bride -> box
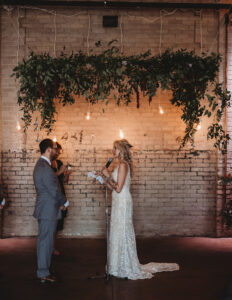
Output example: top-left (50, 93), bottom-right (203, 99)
top-left (102, 139), bottom-right (179, 280)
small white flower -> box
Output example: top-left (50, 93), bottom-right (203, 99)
top-left (122, 60), bottom-right (127, 66)
top-left (189, 63), bottom-right (192, 68)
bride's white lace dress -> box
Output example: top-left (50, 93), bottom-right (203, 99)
top-left (108, 165), bottom-right (179, 280)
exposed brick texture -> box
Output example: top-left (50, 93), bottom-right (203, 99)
top-left (2, 149), bottom-right (216, 237)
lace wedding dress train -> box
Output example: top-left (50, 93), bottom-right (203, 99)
top-left (108, 166), bottom-right (179, 280)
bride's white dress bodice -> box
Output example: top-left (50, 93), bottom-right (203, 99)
top-left (108, 164), bottom-right (179, 280)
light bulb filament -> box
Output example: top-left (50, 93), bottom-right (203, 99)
top-left (159, 105), bottom-right (164, 114)
top-left (119, 128), bottom-right (124, 139)
top-left (16, 121), bottom-right (21, 131)
top-left (86, 111), bottom-right (90, 120)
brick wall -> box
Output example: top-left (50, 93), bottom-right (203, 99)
top-left (2, 149), bottom-right (216, 237)
top-left (0, 6), bottom-right (226, 237)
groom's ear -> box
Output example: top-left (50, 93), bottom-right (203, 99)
top-left (46, 147), bottom-right (52, 154)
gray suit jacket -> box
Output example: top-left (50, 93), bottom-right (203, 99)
top-left (33, 157), bottom-right (66, 220)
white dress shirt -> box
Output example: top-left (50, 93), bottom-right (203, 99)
top-left (41, 155), bottom-right (51, 165)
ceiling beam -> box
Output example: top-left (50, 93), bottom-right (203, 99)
top-left (1, 1), bottom-right (232, 9)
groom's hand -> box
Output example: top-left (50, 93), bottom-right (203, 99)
top-left (60, 205), bottom-right (67, 211)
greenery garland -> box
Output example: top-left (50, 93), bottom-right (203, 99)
top-left (12, 41), bottom-right (231, 152)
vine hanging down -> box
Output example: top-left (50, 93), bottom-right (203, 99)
top-left (12, 42), bottom-right (231, 152)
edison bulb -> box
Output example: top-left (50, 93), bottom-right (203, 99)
top-left (159, 105), bottom-right (164, 114)
top-left (119, 128), bottom-right (124, 139)
top-left (86, 111), bottom-right (90, 120)
top-left (36, 136), bottom-right (41, 143)
top-left (53, 134), bottom-right (57, 142)
top-left (16, 121), bottom-right (21, 131)
top-left (197, 123), bottom-right (201, 130)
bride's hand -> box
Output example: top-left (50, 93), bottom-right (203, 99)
top-left (95, 171), bottom-right (102, 177)
top-left (102, 168), bottom-right (110, 178)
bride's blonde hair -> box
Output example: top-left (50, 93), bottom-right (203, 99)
top-left (113, 139), bottom-right (133, 174)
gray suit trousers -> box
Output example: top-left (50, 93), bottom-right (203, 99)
top-left (37, 219), bottom-right (58, 278)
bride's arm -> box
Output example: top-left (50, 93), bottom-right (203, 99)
top-left (114, 163), bottom-right (128, 193)
top-left (106, 180), bottom-right (115, 190)
top-left (101, 169), bottom-right (116, 190)
top-left (102, 163), bottom-right (128, 192)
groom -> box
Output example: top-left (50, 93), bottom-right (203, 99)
top-left (33, 139), bottom-right (66, 283)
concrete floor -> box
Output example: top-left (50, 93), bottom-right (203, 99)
top-left (0, 237), bottom-right (232, 300)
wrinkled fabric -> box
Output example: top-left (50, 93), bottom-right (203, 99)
top-left (108, 165), bottom-right (179, 280)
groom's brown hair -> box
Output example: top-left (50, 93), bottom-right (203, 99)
top-left (39, 139), bottom-right (54, 154)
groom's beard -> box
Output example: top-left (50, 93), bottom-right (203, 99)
top-left (50, 151), bottom-right (56, 162)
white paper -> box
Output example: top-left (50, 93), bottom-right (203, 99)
top-left (88, 171), bottom-right (104, 184)
top-left (64, 200), bottom-right (69, 208)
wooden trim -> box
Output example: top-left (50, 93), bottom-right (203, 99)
top-left (2, 0), bottom-right (232, 9)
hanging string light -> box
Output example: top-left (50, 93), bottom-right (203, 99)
top-left (197, 121), bottom-right (201, 131)
top-left (16, 121), bottom-right (21, 131)
top-left (120, 15), bottom-right (124, 54)
top-left (87, 14), bottom-right (91, 56)
top-left (34, 105), bottom-right (41, 142)
top-left (119, 128), bottom-right (124, 139)
top-left (159, 104), bottom-right (164, 114)
top-left (53, 133), bottom-right (57, 142)
top-left (85, 102), bottom-right (91, 120)
top-left (158, 88), bottom-right (164, 114)
top-left (118, 102), bottom-right (125, 139)
top-left (15, 8), bottom-right (21, 133)
top-left (86, 110), bottom-right (90, 120)
top-left (200, 9), bottom-right (203, 55)
top-left (159, 10), bottom-right (163, 56)
top-left (53, 11), bottom-right (57, 57)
